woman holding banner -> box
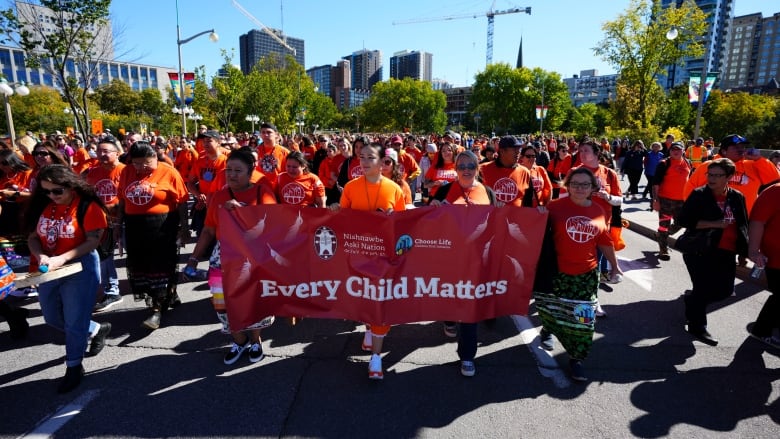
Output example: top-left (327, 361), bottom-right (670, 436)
top-left (423, 141), bottom-right (458, 200)
top-left (25, 164), bottom-right (111, 393)
top-left (429, 150), bottom-right (497, 377)
top-left (276, 151), bottom-right (326, 208)
top-left (536, 167), bottom-right (622, 382)
top-left (186, 148), bottom-right (278, 365)
top-left (336, 141), bottom-right (406, 380)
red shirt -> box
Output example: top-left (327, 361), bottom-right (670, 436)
top-left (32, 195), bottom-right (107, 269)
top-left (751, 183), bottom-right (780, 269)
top-left (548, 196), bottom-right (612, 275)
top-left (85, 163), bottom-right (126, 207)
top-left (480, 161), bottom-right (531, 206)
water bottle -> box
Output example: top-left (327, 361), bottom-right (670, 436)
top-left (183, 265), bottom-right (198, 278)
top-left (750, 265), bottom-right (764, 279)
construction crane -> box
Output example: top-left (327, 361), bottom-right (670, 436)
top-left (231, 0), bottom-right (296, 54)
top-left (392, 2), bottom-right (531, 66)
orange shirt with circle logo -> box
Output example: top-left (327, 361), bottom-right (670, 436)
top-left (189, 154), bottom-right (227, 197)
top-left (548, 196), bottom-right (611, 276)
top-left (479, 161), bottom-right (531, 206)
top-left (86, 163), bottom-right (126, 208)
top-left (118, 163), bottom-right (189, 215)
top-left (34, 195), bottom-right (107, 263)
top-left (276, 172), bottom-right (325, 206)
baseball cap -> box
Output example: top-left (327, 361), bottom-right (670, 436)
top-left (720, 134), bottom-right (749, 149)
top-left (498, 135), bottom-right (522, 149)
top-left (426, 143), bottom-right (437, 153)
top-left (201, 130), bottom-right (221, 140)
top-left (384, 148), bottom-right (398, 162)
top-left (695, 137), bottom-right (704, 144)
top-left (390, 135), bottom-right (403, 144)
top-left (260, 122), bottom-right (277, 132)
top-left (669, 141), bottom-right (685, 150)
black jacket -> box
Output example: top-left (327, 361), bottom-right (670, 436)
top-left (677, 185), bottom-right (749, 256)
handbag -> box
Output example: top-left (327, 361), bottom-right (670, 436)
top-left (674, 229), bottom-right (716, 254)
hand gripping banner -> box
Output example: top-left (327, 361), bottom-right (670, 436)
top-left (218, 205), bottom-right (547, 331)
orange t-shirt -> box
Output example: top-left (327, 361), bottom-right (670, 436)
top-left (118, 163), bottom-right (189, 215)
top-left (397, 151), bottom-right (421, 180)
top-left (400, 179), bottom-right (413, 205)
top-left (656, 158), bottom-right (691, 201)
top-left (34, 196), bottom-right (107, 260)
top-left (570, 164), bottom-right (621, 224)
top-left (189, 154), bottom-right (227, 196)
top-left (174, 148), bottom-right (199, 179)
top-left (276, 172), bottom-right (325, 206)
top-left (405, 146), bottom-right (423, 164)
top-left (256, 145), bottom-right (289, 185)
top-left (425, 163), bottom-right (457, 197)
top-left (479, 161), bottom-right (531, 206)
top-left (71, 148), bottom-right (92, 174)
top-left (318, 155), bottom-right (346, 189)
top-left (547, 154), bottom-right (573, 185)
top-left (205, 183), bottom-right (277, 237)
top-left (548, 196), bottom-right (611, 276)
top-left (345, 158), bottom-right (364, 180)
top-left (441, 182), bottom-right (492, 205)
top-left (301, 144), bottom-right (317, 163)
top-left (527, 164), bottom-right (553, 206)
top-left (85, 163), bottom-right (126, 207)
top-left (212, 168), bottom-right (267, 192)
top-left (0, 168), bottom-right (33, 191)
top-left (340, 176), bottom-right (406, 212)
top-left (750, 183), bottom-right (780, 269)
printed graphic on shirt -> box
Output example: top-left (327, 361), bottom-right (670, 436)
top-left (717, 201), bottom-right (735, 223)
top-left (38, 217), bottom-right (76, 250)
top-left (259, 154), bottom-right (279, 174)
top-left (728, 171), bottom-right (748, 187)
top-left (493, 177), bottom-right (520, 203)
top-left (350, 165), bottom-right (364, 179)
top-left (281, 182), bottom-right (307, 205)
top-left (565, 216), bottom-right (599, 243)
top-left (125, 181), bottom-right (155, 205)
top-left (531, 176), bottom-right (544, 192)
top-left (95, 178), bottom-right (118, 203)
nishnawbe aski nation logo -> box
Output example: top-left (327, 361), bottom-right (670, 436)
top-left (313, 226), bottom-right (337, 260)
top-left (395, 234), bottom-right (414, 255)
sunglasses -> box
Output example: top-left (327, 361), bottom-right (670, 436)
top-left (382, 159), bottom-right (394, 166)
top-left (33, 151), bottom-right (51, 157)
top-left (456, 163), bottom-right (477, 171)
top-left (40, 187), bottom-right (67, 196)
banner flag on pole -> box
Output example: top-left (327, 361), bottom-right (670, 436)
top-left (168, 72), bottom-right (196, 106)
top-left (688, 75), bottom-right (717, 105)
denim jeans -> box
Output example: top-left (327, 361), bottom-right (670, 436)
top-left (100, 254), bottom-right (119, 295)
top-left (38, 251), bottom-right (100, 367)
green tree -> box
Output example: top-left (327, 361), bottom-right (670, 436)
top-left (594, 0), bottom-right (707, 128)
top-left (360, 78), bottom-right (446, 133)
top-left (93, 80), bottom-right (141, 115)
top-left (7, 85), bottom-right (71, 134)
top-left (746, 103), bottom-right (780, 149)
top-left (1, 0), bottom-right (113, 136)
top-left (570, 103), bottom-right (600, 137)
top-left (656, 83), bottom-right (694, 134)
top-left (703, 90), bottom-right (777, 141)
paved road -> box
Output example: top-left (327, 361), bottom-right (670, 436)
top-left (1, 188), bottom-right (779, 438)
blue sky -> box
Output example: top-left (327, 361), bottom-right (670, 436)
top-left (112, 0), bottom-right (776, 86)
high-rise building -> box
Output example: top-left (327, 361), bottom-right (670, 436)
top-left (389, 50), bottom-right (432, 82)
top-left (343, 49), bottom-right (382, 90)
top-left (239, 28), bottom-right (305, 74)
top-left (721, 12), bottom-right (780, 92)
top-left (306, 65), bottom-right (332, 96)
top-left (662, 0), bottom-right (734, 90)
top-left (563, 70), bottom-right (618, 107)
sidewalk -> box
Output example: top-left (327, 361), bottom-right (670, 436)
top-left (617, 177), bottom-right (760, 285)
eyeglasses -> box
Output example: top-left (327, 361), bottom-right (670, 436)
top-left (33, 151), bottom-right (51, 157)
top-left (40, 187), bottom-right (67, 196)
top-left (569, 182), bottom-right (593, 189)
top-left (706, 172), bottom-right (727, 178)
top-left (382, 159), bottom-right (394, 166)
top-left (523, 154), bottom-right (537, 159)
top-left (456, 163), bottom-right (477, 171)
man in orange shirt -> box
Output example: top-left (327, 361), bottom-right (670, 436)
top-left (86, 136), bottom-right (126, 310)
top-left (187, 130), bottom-right (227, 238)
top-left (685, 137), bottom-right (710, 169)
top-left (651, 142), bottom-right (692, 260)
top-left (255, 122), bottom-right (288, 188)
top-left (479, 136), bottom-right (531, 206)
top-left (684, 135), bottom-right (780, 214)
top-left (174, 137), bottom-right (198, 178)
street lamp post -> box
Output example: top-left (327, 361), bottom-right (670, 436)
top-left (1, 79), bottom-right (30, 145)
top-left (245, 114), bottom-right (259, 133)
top-left (473, 113), bottom-right (481, 134)
top-left (188, 113), bottom-right (203, 135)
top-left (175, 0), bottom-right (217, 137)
top-left (538, 81), bottom-right (546, 134)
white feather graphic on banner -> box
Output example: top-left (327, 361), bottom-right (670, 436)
top-left (285, 211), bottom-right (303, 241)
top-left (506, 218), bottom-right (525, 242)
top-left (245, 213), bottom-right (267, 240)
top-left (505, 254), bottom-right (524, 280)
top-left (482, 238), bottom-right (492, 266)
top-left (467, 213), bottom-right (489, 242)
top-left (267, 243), bottom-right (290, 266)
top-left (236, 258), bottom-right (252, 285)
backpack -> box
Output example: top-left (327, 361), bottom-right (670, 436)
top-left (76, 198), bottom-right (114, 260)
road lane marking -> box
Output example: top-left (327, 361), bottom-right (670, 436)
top-left (511, 315), bottom-right (570, 388)
top-left (20, 389), bottom-right (100, 439)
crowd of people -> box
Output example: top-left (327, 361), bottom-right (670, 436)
top-left (1, 124), bottom-right (779, 393)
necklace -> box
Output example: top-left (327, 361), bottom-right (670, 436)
top-left (459, 182), bottom-right (477, 205)
top-left (44, 196), bottom-right (76, 251)
top-left (364, 176), bottom-right (384, 211)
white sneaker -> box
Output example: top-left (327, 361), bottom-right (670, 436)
top-left (595, 303), bottom-right (607, 317)
top-left (368, 353), bottom-right (383, 380)
top-left (362, 330), bottom-right (373, 351)
top-left (607, 273), bottom-right (623, 284)
top-left (460, 361), bottom-right (476, 377)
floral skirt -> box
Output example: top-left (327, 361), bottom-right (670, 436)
top-left (534, 269), bottom-right (599, 360)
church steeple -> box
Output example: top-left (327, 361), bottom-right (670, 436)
top-left (516, 37), bottom-right (523, 69)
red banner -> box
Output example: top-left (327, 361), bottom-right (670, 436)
top-left (219, 205), bottom-right (547, 331)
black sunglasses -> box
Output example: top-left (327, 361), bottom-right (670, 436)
top-left (456, 163), bottom-right (477, 171)
top-left (33, 151), bottom-right (51, 157)
top-left (40, 187), bottom-right (67, 196)
top-left (382, 159), bottom-right (394, 166)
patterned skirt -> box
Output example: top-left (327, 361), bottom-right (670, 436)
top-left (534, 269), bottom-right (599, 360)
top-left (125, 212), bottom-right (179, 305)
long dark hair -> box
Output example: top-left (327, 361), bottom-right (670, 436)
top-left (380, 148), bottom-right (403, 186)
top-left (24, 164), bottom-right (107, 234)
top-left (32, 141), bottom-right (69, 167)
top-left (0, 149), bottom-right (32, 173)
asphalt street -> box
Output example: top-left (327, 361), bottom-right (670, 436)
top-left (1, 180), bottom-right (779, 438)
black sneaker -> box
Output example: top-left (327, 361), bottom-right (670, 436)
top-left (540, 328), bottom-right (554, 351)
top-left (57, 364), bottom-right (84, 394)
top-left (248, 342), bottom-right (264, 363)
top-left (88, 323), bottom-right (112, 357)
top-left (224, 340), bottom-right (250, 365)
top-left (94, 294), bottom-right (123, 312)
top-left (142, 311), bottom-right (162, 330)
top-left (8, 307), bottom-right (29, 340)
top-left (570, 359), bottom-right (587, 382)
